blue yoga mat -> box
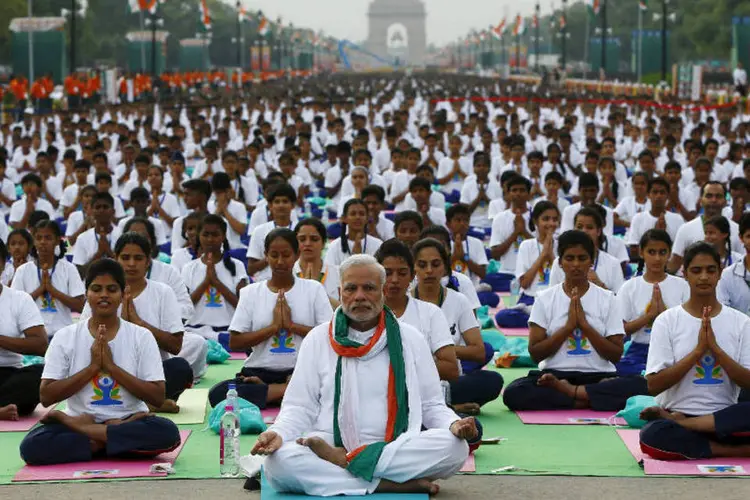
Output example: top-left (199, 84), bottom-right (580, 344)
top-left (260, 471), bottom-right (428, 500)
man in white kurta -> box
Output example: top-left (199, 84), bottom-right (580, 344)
top-left (252, 255), bottom-right (475, 497)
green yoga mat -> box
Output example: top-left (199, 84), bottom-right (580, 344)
top-left (471, 367), bottom-right (644, 477)
top-left (159, 389), bottom-right (209, 425)
top-left (0, 363), bottom-right (646, 485)
top-left (260, 471), bottom-right (428, 499)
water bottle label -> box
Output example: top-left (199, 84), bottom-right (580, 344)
top-left (219, 429), bottom-right (225, 465)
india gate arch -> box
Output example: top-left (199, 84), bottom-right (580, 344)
top-left (366, 0), bottom-right (427, 66)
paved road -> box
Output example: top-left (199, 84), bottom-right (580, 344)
top-left (2, 475), bottom-right (748, 500)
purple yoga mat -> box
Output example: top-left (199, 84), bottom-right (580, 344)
top-left (13, 430), bottom-right (191, 482)
top-left (516, 409), bottom-right (626, 426)
top-left (459, 454), bottom-right (475, 473)
top-left (617, 428), bottom-right (750, 476)
top-left (500, 327), bottom-right (530, 337)
top-left (0, 404), bottom-right (53, 432)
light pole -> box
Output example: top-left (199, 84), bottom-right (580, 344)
top-left (600, 0), bottom-right (608, 74)
top-left (531, 36), bottom-right (543, 71)
top-left (661, 0), bottom-right (668, 82)
top-left (534, 2), bottom-right (540, 72)
top-left (144, 14), bottom-right (164, 77)
top-left (561, 0), bottom-right (567, 70)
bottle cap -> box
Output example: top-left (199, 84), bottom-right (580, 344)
top-left (228, 382), bottom-right (237, 390)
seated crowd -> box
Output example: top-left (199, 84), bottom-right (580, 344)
top-left (1, 75), bottom-right (750, 493)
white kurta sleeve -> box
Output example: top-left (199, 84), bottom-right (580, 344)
top-left (268, 324), bottom-right (326, 443)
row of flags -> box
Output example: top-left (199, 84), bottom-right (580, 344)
top-left (126, 1), bottom-right (332, 45)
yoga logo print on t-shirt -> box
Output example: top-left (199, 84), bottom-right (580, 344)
top-left (693, 353), bottom-right (723, 385)
top-left (567, 328), bottom-right (591, 356)
top-left (205, 287), bottom-right (223, 308)
top-left (90, 373), bottom-right (123, 406)
top-left (643, 301), bottom-right (654, 335)
top-left (538, 266), bottom-right (550, 286)
top-left (40, 295), bottom-right (58, 313)
top-left (270, 329), bottom-right (296, 354)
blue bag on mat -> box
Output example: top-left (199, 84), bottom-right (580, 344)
top-left (477, 291), bottom-right (500, 308)
top-left (616, 395), bottom-right (659, 428)
top-left (206, 339), bottom-right (231, 364)
top-left (209, 397), bottom-right (267, 435)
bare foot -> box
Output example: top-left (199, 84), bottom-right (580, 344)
top-left (0, 404), bottom-right (19, 421)
top-left (453, 403), bottom-right (481, 416)
top-left (148, 400), bottom-right (180, 414)
top-left (241, 376), bottom-right (264, 384)
top-left (537, 373), bottom-right (577, 399)
top-left (43, 410), bottom-right (96, 427)
top-left (640, 406), bottom-right (685, 422)
top-left (297, 437), bottom-right (348, 468)
top-left (376, 479), bottom-right (440, 495)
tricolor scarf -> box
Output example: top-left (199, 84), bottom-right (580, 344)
top-left (328, 306), bottom-right (409, 481)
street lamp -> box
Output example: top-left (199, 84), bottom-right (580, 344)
top-left (231, 36), bottom-right (246, 68)
top-left (530, 36), bottom-right (544, 72)
top-left (144, 14), bottom-right (164, 76)
top-left (196, 31), bottom-right (212, 70)
top-left (653, 0), bottom-right (677, 82)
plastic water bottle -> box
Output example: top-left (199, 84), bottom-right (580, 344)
top-left (322, 204), bottom-right (330, 226)
top-left (304, 198), bottom-right (312, 219)
top-left (220, 383), bottom-right (240, 478)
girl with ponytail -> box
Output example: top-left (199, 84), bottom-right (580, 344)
top-left (324, 198), bottom-right (383, 267)
top-left (615, 229), bottom-right (689, 376)
top-left (703, 216), bottom-right (743, 268)
top-left (182, 214), bottom-right (248, 336)
top-left (11, 220), bottom-right (85, 337)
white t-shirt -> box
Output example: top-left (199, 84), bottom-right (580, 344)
top-left (247, 199), bottom-right (300, 236)
top-left (182, 257), bottom-right (247, 328)
top-left (149, 259), bottom-right (195, 321)
top-left (42, 320), bottom-right (165, 422)
top-left (529, 283), bottom-right (625, 373)
top-left (613, 196), bottom-right (650, 224)
top-left (292, 260), bottom-right (340, 301)
top-left (246, 220), bottom-right (296, 282)
top-left (9, 197), bottom-right (56, 224)
top-left (443, 272), bottom-right (481, 309)
top-left (170, 247), bottom-right (197, 274)
top-left (208, 199), bottom-right (248, 250)
top-left (11, 259), bottom-right (85, 336)
top-left (397, 296), bottom-right (454, 354)
top-left (450, 236), bottom-right (489, 287)
top-left (717, 261), bottom-right (750, 316)
top-left (460, 178), bottom-right (503, 228)
top-left (0, 178), bottom-right (17, 215)
top-left (0, 286), bottom-right (46, 368)
top-left (490, 209), bottom-right (533, 275)
top-left (437, 289), bottom-right (480, 349)
top-left (561, 202), bottom-right (615, 236)
top-left (389, 171), bottom-right (415, 211)
top-left (515, 238), bottom-right (557, 297)
top-left (604, 234), bottom-right (630, 264)
top-left (550, 250), bottom-right (625, 293)
top-left (436, 156), bottom-right (473, 195)
top-left (626, 211), bottom-right (684, 246)
top-left (149, 192), bottom-right (182, 240)
top-left (72, 226), bottom-right (122, 266)
top-left (672, 216), bottom-right (744, 258)
top-left (229, 277), bottom-right (332, 370)
top-left (81, 280), bottom-right (183, 360)
top-left (646, 306), bottom-right (750, 416)
top-left (616, 275), bottom-right (690, 344)
top-left (324, 235), bottom-right (383, 268)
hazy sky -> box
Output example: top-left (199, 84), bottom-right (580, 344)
top-left (231, 0), bottom-right (544, 46)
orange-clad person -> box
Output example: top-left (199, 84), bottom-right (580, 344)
top-left (86, 73), bottom-right (101, 104)
top-left (9, 74), bottom-right (29, 120)
top-left (64, 72), bottom-right (82, 109)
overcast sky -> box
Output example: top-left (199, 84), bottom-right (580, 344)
top-left (230, 0), bottom-right (544, 46)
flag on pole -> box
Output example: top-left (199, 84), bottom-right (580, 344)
top-left (512, 14), bottom-right (525, 36)
top-left (586, 0), bottom-right (600, 19)
top-left (128, 0), bottom-right (160, 14)
top-left (199, 0), bottom-right (211, 29)
top-left (258, 14), bottom-right (269, 36)
top-left (491, 18), bottom-right (507, 39)
top-left (639, 0), bottom-right (648, 11)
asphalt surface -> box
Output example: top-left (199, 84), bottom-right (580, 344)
top-left (2, 475), bottom-right (749, 500)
